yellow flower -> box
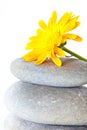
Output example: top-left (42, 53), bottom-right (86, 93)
top-left (22, 11), bottom-right (82, 66)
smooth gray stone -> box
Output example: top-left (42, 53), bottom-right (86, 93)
top-left (10, 58), bottom-right (87, 87)
top-left (5, 82), bottom-right (87, 125)
top-left (4, 114), bottom-right (87, 130)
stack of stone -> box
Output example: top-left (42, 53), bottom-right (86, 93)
top-left (4, 57), bottom-right (87, 130)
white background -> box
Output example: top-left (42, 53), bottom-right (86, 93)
top-left (0, 0), bottom-right (87, 129)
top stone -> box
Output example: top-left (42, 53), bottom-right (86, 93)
top-left (10, 58), bottom-right (87, 87)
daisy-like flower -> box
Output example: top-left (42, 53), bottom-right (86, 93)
top-left (22, 11), bottom-right (82, 66)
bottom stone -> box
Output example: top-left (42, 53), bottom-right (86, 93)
top-left (4, 115), bottom-right (87, 130)
top-left (5, 82), bottom-right (87, 125)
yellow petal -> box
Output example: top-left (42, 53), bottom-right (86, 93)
top-left (34, 53), bottom-right (47, 65)
top-left (36, 29), bottom-right (43, 35)
top-left (58, 12), bottom-right (73, 27)
top-left (73, 22), bottom-right (80, 30)
top-left (25, 42), bottom-right (32, 49)
top-left (48, 18), bottom-right (51, 27)
top-left (38, 20), bottom-right (47, 30)
top-left (74, 35), bottom-right (83, 42)
top-left (22, 52), bottom-right (36, 62)
top-left (63, 16), bottom-right (80, 32)
top-left (75, 22), bottom-right (80, 27)
top-left (48, 11), bottom-right (57, 27)
top-left (54, 47), bottom-right (65, 57)
top-left (56, 35), bottom-right (62, 46)
top-left (51, 54), bottom-right (62, 66)
top-left (22, 49), bottom-right (41, 62)
top-left (51, 11), bottom-right (57, 23)
top-left (63, 33), bottom-right (82, 42)
top-left (29, 36), bottom-right (39, 41)
top-left (61, 37), bottom-right (67, 44)
top-left (25, 42), bottom-right (36, 50)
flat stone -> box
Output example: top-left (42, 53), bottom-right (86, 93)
top-left (10, 58), bottom-right (87, 87)
top-left (5, 81), bottom-right (87, 125)
top-left (4, 114), bottom-right (87, 130)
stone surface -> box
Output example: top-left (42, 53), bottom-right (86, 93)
top-left (5, 81), bottom-right (87, 125)
top-left (10, 58), bottom-right (87, 87)
top-left (4, 114), bottom-right (87, 130)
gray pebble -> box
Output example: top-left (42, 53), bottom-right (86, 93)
top-left (10, 58), bottom-right (87, 87)
top-left (5, 82), bottom-right (87, 125)
top-left (4, 114), bottom-right (87, 130)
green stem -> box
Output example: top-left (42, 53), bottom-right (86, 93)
top-left (62, 46), bottom-right (87, 62)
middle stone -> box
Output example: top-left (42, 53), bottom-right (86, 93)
top-left (5, 82), bottom-right (87, 125)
